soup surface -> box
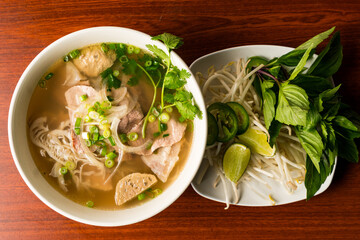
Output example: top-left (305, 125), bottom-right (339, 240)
top-left (27, 43), bottom-right (193, 209)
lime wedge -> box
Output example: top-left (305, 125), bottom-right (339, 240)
top-left (223, 143), bottom-right (251, 182)
top-left (235, 128), bottom-right (275, 157)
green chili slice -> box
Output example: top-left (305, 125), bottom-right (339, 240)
top-left (226, 102), bottom-right (249, 135)
top-left (207, 102), bottom-right (238, 142)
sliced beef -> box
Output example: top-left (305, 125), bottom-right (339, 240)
top-left (117, 103), bottom-right (144, 134)
top-left (141, 141), bottom-right (182, 182)
top-left (65, 85), bottom-right (98, 111)
top-left (115, 173), bottom-right (157, 205)
top-left (73, 45), bottom-right (116, 78)
top-left (127, 117), bottom-right (187, 155)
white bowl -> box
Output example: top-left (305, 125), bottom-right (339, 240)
top-left (8, 27), bottom-right (207, 226)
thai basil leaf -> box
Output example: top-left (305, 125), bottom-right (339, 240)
top-left (305, 156), bottom-right (322, 200)
top-left (296, 27), bottom-right (335, 50)
top-left (289, 44), bottom-right (314, 80)
top-left (338, 103), bottom-right (360, 129)
top-left (306, 103), bottom-right (321, 130)
top-left (333, 116), bottom-right (360, 139)
top-left (276, 49), bottom-right (313, 66)
top-left (291, 74), bottom-right (333, 97)
top-left (314, 85), bottom-right (341, 112)
top-left (295, 127), bottom-right (324, 172)
top-left (336, 134), bottom-right (359, 163)
top-left (305, 146), bottom-right (336, 200)
top-left (275, 83), bottom-right (310, 126)
top-left (268, 120), bottom-right (282, 147)
top-left (307, 31), bottom-right (343, 78)
top-left (262, 88), bottom-right (276, 129)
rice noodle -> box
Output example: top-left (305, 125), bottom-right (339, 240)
top-left (110, 118), bottom-right (152, 153)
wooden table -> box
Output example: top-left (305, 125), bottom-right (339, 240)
top-left (1, 0), bottom-right (360, 239)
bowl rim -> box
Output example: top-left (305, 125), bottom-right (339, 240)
top-left (8, 26), bottom-right (207, 226)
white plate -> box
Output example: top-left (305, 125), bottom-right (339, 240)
top-left (190, 45), bottom-right (336, 206)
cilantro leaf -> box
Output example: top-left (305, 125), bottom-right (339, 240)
top-left (163, 93), bottom-right (175, 104)
top-left (151, 33), bottom-right (184, 50)
top-left (164, 70), bottom-right (186, 89)
top-left (175, 101), bottom-right (201, 121)
top-left (127, 77), bottom-right (139, 86)
top-left (100, 68), bottom-right (121, 89)
top-left (174, 90), bottom-right (192, 102)
top-left (145, 44), bottom-right (170, 64)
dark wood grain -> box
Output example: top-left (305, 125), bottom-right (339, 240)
top-left (1, 0), bottom-right (360, 239)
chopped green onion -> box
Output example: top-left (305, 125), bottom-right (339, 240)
top-left (99, 123), bottom-right (110, 130)
top-left (69, 49), bottom-right (80, 59)
top-left (107, 96), bottom-right (114, 102)
top-left (100, 147), bottom-right (107, 156)
top-left (160, 123), bottom-right (168, 132)
top-left (134, 47), bottom-right (140, 54)
top-left (127, 132), bottom-right (138, 141)
top-left (89, 111), bottom-right (100, 120)
top-left (113, 70), bottom-right (120, 77)
top-left (74, 128), bottom-right (81, 135)
top-left (159, 112), bottom-right (170, 123)
top-left (80, 94), bottom-right (88, 102)
top-left (106, 152), bottom-right (117, 160)
top-left (88, 107), bottom-right (96, 113)
top-left (65, 161), bottom-right (76, 171)
top-left (137, 192), bottom-right (146, 200)
top-left (45, 73), bottom-right (53, 80)
top-left (108, 136), bottom-right (116, 146)
top-left (119, 133), bottom-right (128, 143)
top-left (127, 45), bottom-right (134, 54)
top-left (90, 126), bottom-right (99, 134)
top-left (148, 114), bottom-right (156, 123)
top-left (153, 132), bottom-right (161, 138)
top-left (94, 101), bottom-right (101, 109)
top-left (100, 100), bottom-right (112, 110)
top-left (100, 118), bottom-right (108, 125)
top-left (105, 158), bottom-right (115, 168)
top-left (38, 80), bottom-right (46, 88)
top-left (119, 55), bottom-right (128, 63)
top-left (84, 115), bottom-right (92, 122)
top-left (59, 167), bottom-right (68, 175)
top-left (145, 60), bottom-right (152, 67)
top-left (103, 129), bottom-right (111, 138)
top-left (163, 134), bottom-right (169, 138)
top-left (166, 107), bottom-right (173, 113)
top-left (99, 135), bottom-right (105, 141)
top-left (151, 107), bottom-right (160, 117)
top-left (85, 139), bottom-right (92, 147)
top-left (92, 132), bottom-right (99, 141)
top-left (101, 43), bottom-right (109, 53)
top-left (86, 200), bottom-right (94, 208)
top-left (75, 118), bottom-right (82, 128)
top-left (97, 110), bottom-right (105, 116)
top-left (63, 55), bottom-right (70, 62)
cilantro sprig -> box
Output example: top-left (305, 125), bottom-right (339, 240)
top-left (250, 27), bottom-right (360, 199)
top-left (122, 33), bottom-right (202, 138)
